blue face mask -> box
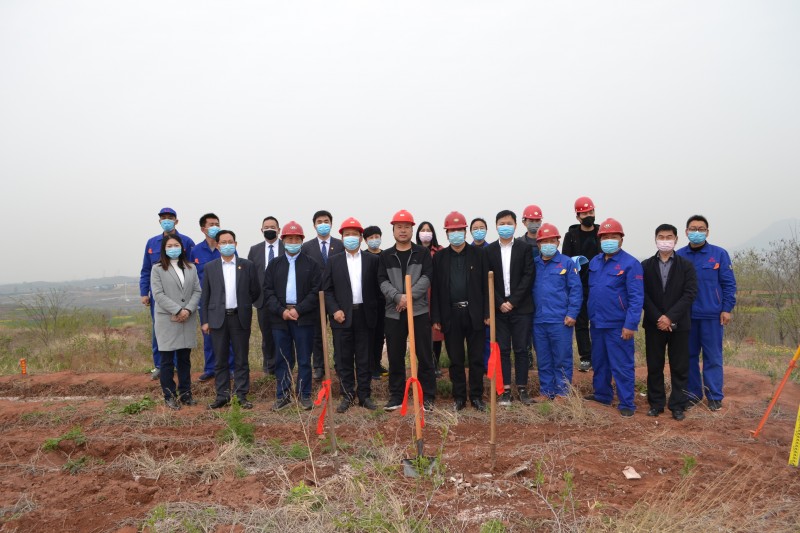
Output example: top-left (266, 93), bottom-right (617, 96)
top-left (367, 238), bottom-right (381, 250)
top-left (207, 226), bottom-right (220, 238)
top-left (497, 225), bottom-right (515, 239)
top-left (285, 243), bottom-right (302, 255)
top-left (472, 229), bottom-right (487, 241)
top-left (165, 247), bottom-right (182, 259)
top-left (540, 243), bottom-right (558, 257)
top-left (687, 231), bottom-right (707, 245)
top-left (343, 236), bottom-right (361, 251)
top-left (600, 239), bottom-right (620, 254)
top-left (448, 231), bottom-right (466, 246)
top-left (316, 223), bottom-right (331, 237)
top-left (160, 219), bottom-right (176, 232)
top-left (219, 244), bottom-right (236, 257)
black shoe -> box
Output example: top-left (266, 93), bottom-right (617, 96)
top-left (579, 360), bottom-right (592, 372)
top-left (423, 400), bottom-right (435, 412)
top-left (300, 397), bottom-right (313, 410)
top-left (379, 365), bottom-right (389, 376)
top-left (197, 372), bottom-right (214, 383)
top-left (371, 373), bottom-right (382, 381)
top-left (498, 391), bottom-right (512, 406)
top-left (180, 396), bottom-right (197, 406)
top-left (313, 368), bottom-right (324, 380)
top-left (238, 399), bottom-right (253, 410)
top-left (336, 398), bottom-right (353, 414)
top-left (454, 398), bottom-right (467, 411)
top-left (208, 398), bottom-right (229, 410)
top-left (620, 408), bottom-right (635, 418)
top-left (471, 398), bottom-right (487, 412)
top-left (435, 369), bottom-right (443, 378)
top-left (272, 397), bottom-right (291, 411)
top-left (384, 399), bottom-right (402, 411)
top-left (685, 398), bottom-right (700, 411)
top-left (708, 400), bottom-right (722, 411)
top-left (672, 410), bottom-right (686, 421)
top-left (361, 397), bottom-right (377, 410)
top-left (518, 388), bottom-right (534, 406)
top-left (164, 397), bottom-right (181, 410)
top-left (583, 394), bottom-right (611, 406)
top-left (646, 407), bottom-right (663, 417)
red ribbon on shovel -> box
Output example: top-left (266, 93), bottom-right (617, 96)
top-left (486, 342), bottom-right (504, 395)
top-left (400, 376), bottom-right (425, 428)
top-left (314, 379), bottom-right (332, 435)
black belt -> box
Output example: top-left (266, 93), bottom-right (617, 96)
top-left (225, 308), bottom-right (238, 315)
top-left (352, 304), bottom-right (362, 310)
top-left (452, 301), bottom-right (469, 309)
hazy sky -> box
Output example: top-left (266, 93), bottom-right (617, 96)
top-left (1, 1), bottom-right (798, 284)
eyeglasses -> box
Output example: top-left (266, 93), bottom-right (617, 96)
top-left (687, 227), bottom-right (708, 233)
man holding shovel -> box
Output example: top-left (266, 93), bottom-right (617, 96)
top-left (378, 209), bottom-right (436, 411)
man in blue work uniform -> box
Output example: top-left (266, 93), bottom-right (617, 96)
top-left (139, 207), bottom-right (196, 380)
top-left (676, 215), bottom-right (736, 411)
top-left (584, 218), bottom-right (643, 417)
top-left (189, 212), bottom-right (235, 382)
top-left (532, 223), bottom-right (583, 399)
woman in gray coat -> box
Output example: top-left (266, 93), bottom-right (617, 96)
top-left (151, 234), bottom-right (202, 409)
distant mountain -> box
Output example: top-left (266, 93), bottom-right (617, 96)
top-left (732, 219), bottom-right (800, 253)
top-left (0, 276), bottom-right (138, 295)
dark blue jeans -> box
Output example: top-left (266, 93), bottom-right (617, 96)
top-left (273, 323), bottom-right (315, 400)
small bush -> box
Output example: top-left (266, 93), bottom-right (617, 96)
top-left (217, 397), bottom-right (255, 445)
top-left (63, 455), bottom-right (89, 475)
top-left (121, 396), bottom-right (156, 415)
top-left (480, 519), bottom-right (507, 533)
top-left (42, 426), bottom-right (87, 451)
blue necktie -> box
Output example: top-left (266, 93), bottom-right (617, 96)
top-left (286, 258), bottom-right (297, 304)
top-left (321, 241), bottom-right (328, 265)
top-left (268, 244), bottom-right (275, 263)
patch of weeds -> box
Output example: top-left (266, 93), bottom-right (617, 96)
top-left (537, 401), bottom-right (553, 417)
top-left (287, 442), bottom-right (310, 460)
top-left (121, 395), bottom-right (156, 415)
top-left (436, 379), bottom-right (453, 398)
top-left (560, 471), bottom-right (575, 505)
top-left (634, 379), bottom-right (648, 394)
top-left (217, 397), bottom-right (255, 445)
top-left (286, 481), bottom-right (323, 510)
top-left (20, 411), bottom-right (46, 423)
top-left (321, 434), bottom-right (351, 454)
top-left (62, 455), bottom-right (89, 475)
top-left (533, 460), bottom-right (545, 487)
top-left (480, 519), bottom-right (507, 533)
top-left (144, 503), bottom-right (168, 530)
top-left (234, 465), bottom-right (248, 479)
top-left (368, 408), bottom-right (387, 420)
top-left (42, 426), bottom-right (87, 451)
top-left (681, 455), bottom-right (697, 477)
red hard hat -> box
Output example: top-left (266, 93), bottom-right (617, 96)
top-left (597, 218), bottom-right (624, 237)
top-left (391, 209), bottom-right (415, 225)
top-left (536, 223), bottom-right (561, 241)
top-left (281, 221), bottom-right (305, 239)
top-left (443, 211), bottom-right (467, 230)
top-left (339, 217), bottom-right (364, 234)
top-left (574, 196), bottom-right (595, 213)
top-left (523, 204), bottom-right (543, 220)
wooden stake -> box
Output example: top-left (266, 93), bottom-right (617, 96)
top-left (405, 274), bottom-right (424, 454)
top-left (318, 291), bottom-right (337, 454)
top-left (488, 271), bottom-right (497, 469)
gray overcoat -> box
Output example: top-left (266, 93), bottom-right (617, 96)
top-left (151, 262), bottom-right (201, 351)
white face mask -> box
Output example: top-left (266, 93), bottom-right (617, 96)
top-left (419, 231), bottom-right (433, 243)
top-left (656, 239), bottom-right (676, 253)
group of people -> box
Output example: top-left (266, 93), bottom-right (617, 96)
top-left (140, 197), bottom-right (736, 421)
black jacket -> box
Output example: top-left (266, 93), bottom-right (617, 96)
top-left (201, 257), bottom-right (261, 330)
top-left (486, 239), bottom-right (535, 314)
top-left (640, 252), bottom-right (698, 331)
top-left (322, 251), bottom-right (380, 329)
top-left (562, 223), bottom-right (601, 286)
top-left (430, 245), bottom-right (490, 332)
top-left (247, 239), bottom-right (285, 308)
top-left (263, 252), bottom-right (322, 330)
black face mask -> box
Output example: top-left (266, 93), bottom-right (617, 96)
top-left (580, 216), bottom-right (595, 228)
top-left (263, 229), bottom-right (278, 240)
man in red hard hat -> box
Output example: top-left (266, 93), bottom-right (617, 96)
top-left (322, 217), bottom-right (381, 412)
top-left (431, 211), bottom-right (490, 412)
top-left (377, 210), bottom-right (437, 411)
top-left (562, 196), bottom-right (601, 373)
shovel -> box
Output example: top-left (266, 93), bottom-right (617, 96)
top-left (400, 274), bottom-right (438, 477)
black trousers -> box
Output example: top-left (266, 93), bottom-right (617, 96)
top-left (385, 312), bottom-right (435, 403)
top-left (211, 314), bottom-right (251, 402)
top-left (332, 307), bottom-right (372, 402)
top-left (645, 328), bottom-right (689, 411)
top-left (575, 295), bottom-right (592, 361)
top-left (496, 311), bottom-right (532, 387)
top-left (312, 318), bottom-right (327, 372)
top-left (159, 348), bottom-right (191, 401)
top-left (368, 311), bottom-right (386, 375)
top-left (257, 306), bottom-right (276, 373)
top-left (444, 307), bottom-right (485, 401)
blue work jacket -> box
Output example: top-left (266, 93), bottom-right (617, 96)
top-left (587, 249), bottom-right (644, 330)
top-left (533, 252), bottom-right (583, 324)
top-left (676, 242), bottom-right (736, 319)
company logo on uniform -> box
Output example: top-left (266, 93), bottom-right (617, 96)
top-left (194, 258), bottom-right (199, 263)
top-left (148, 248), bottom-right (153, 254)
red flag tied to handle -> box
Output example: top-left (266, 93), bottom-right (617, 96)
top-left (314, 379), bottom-right (332, 435)
top-left (401, 376), bottom-right (425, 428)
top-left (486, 342), bottom-right (504, 395)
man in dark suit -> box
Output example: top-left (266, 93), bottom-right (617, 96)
top-left (431, 211), bottom-right (490, 412)
top-left (323, 217), bottom-right (380, 412)
top-left (201, 230), bottom-right (261, 410)
top-left (486, 210), bottom-right (536, 406)
top-left (301, 209), bottom-right (344, 380)
top-left (641, 223), bottom-right (698, 421)
top-left (248, 216), bottom-right (285, 375)
top-left (264, 221), bottom-right (322, 411)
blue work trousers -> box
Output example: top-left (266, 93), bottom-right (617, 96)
top-left (273, 323), bottom-right (315, 400)
top-left (533, 322), bottom-right (574, 398)
top-left (688, 318), bottom-right (725, 402)
top-left (590, 326), bottom-right (636, 412)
